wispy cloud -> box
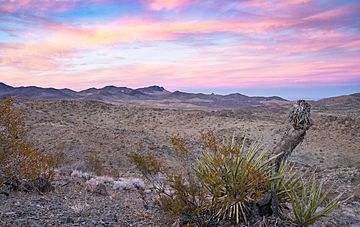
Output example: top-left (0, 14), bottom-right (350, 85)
top-left (147, 0), bottom-right (191, 10)
top-left (0, 0), bottom-right (359, 96)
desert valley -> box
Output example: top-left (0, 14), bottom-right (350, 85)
top-left (0, 83), bottom-right (359, 226)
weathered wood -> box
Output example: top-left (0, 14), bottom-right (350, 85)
top-left (273, 128), bottom-right (307, 171)
top-left (271, 190), bottom-right (279, 218)
top-left (272, 100), bottom-right (313, 172)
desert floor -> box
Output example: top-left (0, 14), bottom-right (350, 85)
top-left (1, 99), bottom-right (359, 226)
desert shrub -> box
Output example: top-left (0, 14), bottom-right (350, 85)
top-left (54, 142), bottom-right (70, 168)
top-left (85, 153), bottom-right (104, 176)
top-left (86, 153), bottom-right (122, 177)
top-left (289, 177), bottom-right (342, 226)
top-left (129, 132), bottom-right (341, 226)
top-left (0, 97), bottom-right (55, 192)
top-left (128, 152), bottom-right (162, 176)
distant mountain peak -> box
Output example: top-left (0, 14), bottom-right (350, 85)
top-left (0, 82), bottom-right (14, 90)
top-left (135, 85), bottom-right (168, 95)
top-left (103, 85), bottom-right (117, 89)
top-left (139, 85), bottom-right (165, 92)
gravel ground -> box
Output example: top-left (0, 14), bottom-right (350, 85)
top-left (1, 99), bottom-right (358, 226)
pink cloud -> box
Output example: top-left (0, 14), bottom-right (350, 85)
top-left (147, 0), bottom-right (191, 10)
top-left (2, 12), bottom-right (359, 78)
top-left (0, 16), bottom-right (297, 71)
top-left (228, 0), bottom-right (312, 12)
top-left (303, 3), bottom-right (359, 21)
top-left (0, 0), bottom-right (192, 13)
top-left (0, 0), bottom-right (76, 12)
top-left (287, 0), bottom-right (312, 4)
top-left (2, 49), bottom-right (359, 91)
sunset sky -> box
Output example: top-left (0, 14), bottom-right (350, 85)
top-left (0, 0), bottom-right (359, 99)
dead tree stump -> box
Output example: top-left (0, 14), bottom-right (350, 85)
top-left (253, 100), bottom-right (313, 218)
top-left (273, 100), bottom-right (313, 172)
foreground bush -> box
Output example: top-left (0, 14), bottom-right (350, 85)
top-left (0, 97), bottom-right (55, 192)
top-left (290, 177), bottom-right (342, 226)
top-left (129, 132), bottom-right (342, 226)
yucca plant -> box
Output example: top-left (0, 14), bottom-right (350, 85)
top-left (129, 131), bottom-right (342, 226)
top-left (195, 136), bottom-right (271, 224)
top-left (268, 161), bottom-right (301, 204)
top-left (289, 177), bottom-right (342, 226)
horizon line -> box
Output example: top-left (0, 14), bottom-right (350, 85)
top-left (1, 81), bottom-right (359, 100)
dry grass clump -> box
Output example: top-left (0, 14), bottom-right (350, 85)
top-left (85, 153), bottom-right (105, 176)
top-left (129, 132), bottom-right (342, 226)
top-left (0, 97), bottom-right (55, 192)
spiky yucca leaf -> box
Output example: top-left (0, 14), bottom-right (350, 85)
top-left (195, 139), bottom-right (270, 224)
top-left (289, 177), bottom-right (342, 226)
top-left (269, 161), bottom-right (301, 203)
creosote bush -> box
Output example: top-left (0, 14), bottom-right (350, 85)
top-left (0, 97), bottom-right (55, 192)
top-left (129, 132), bottom-right (342, 226)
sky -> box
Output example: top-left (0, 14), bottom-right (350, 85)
top-left (0, 0), bottom-right (359, 99)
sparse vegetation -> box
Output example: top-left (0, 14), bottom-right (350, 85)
top-left (85, 153), bottom-right (105, 176)
top-left (289, 177), bottom-right (342, 226)
top-left (0, 97), bottom-right (55, 192)
top-left (129, 132), bottom-right (342, 226)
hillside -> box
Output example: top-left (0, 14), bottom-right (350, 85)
top-left (0, 82), bottom-right (287, 108)
top-left (313, 93), bottom-right (360, 110)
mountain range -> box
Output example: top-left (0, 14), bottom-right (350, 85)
top-left (0, 82), bottom-right (289, 108)
top-left (1, 82), bottom-right (358, 108)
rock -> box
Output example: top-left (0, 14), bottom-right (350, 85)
top-left (113, 180), bottom-right (132, 190)
top-left (0, 193), bottom-right (8, 201)
top-left (94, 176), bottom-right (114, 184)
top-left (15, 219), bottom-right (28, 226)
top-left (95, 183), bottom-right (108, 196)
top-left (257, 192), bottom-right (272, 206)
top-left (4, 212), bottom-right (16, 217)
top-left (86, 178), bottom-right (109, 195)
top-left (0, 189), bottom-right (10, 195)
top-left (59, 215), bottom-right (73, 224)
top-left (31, 223), bottom-right (46, 227)
top-left (102, 213), bottom-right (118, 223)
top-left (49, 205), bottom-right (61, 210)
top-left (131, 178), bottom-right (145, 190)
top-left (90, 220), bottom-right (98, 226)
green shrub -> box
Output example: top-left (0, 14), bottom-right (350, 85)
top-left (195, 134), bottom-right (271, 223)
top-left (289, 177), bottom-right (342, 226)
top-left (128, 152), bottom-right (162, 176)
top-left (129, 132), bottom-right (342, 226)
top-left (0, 97), bottom-right (55, 192)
